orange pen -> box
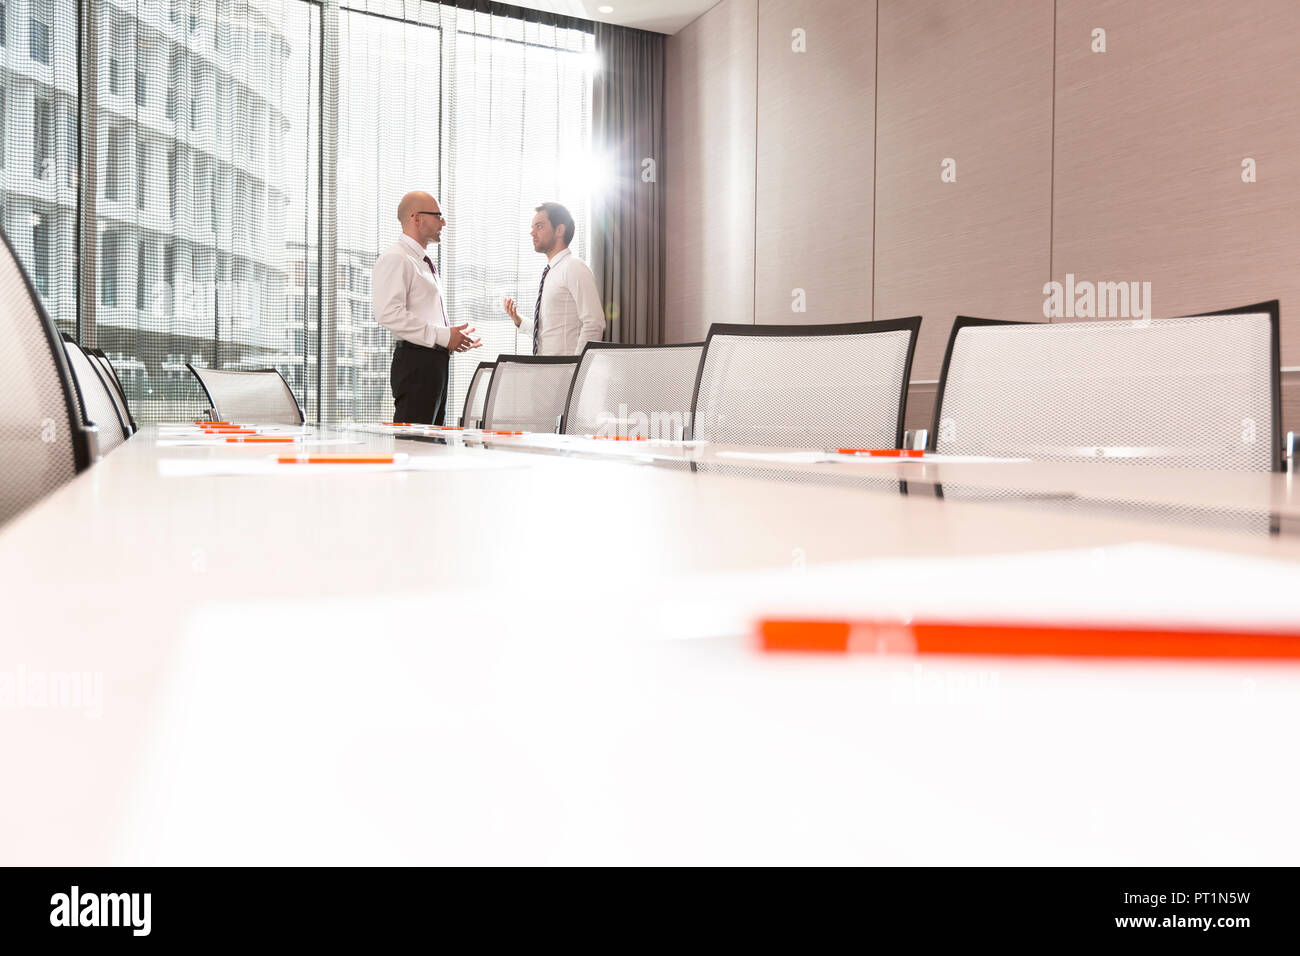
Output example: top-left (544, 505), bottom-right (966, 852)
top-left (836, 448), bottom-right (924, 457)
top-left (759, 618), bottom-right (1300, 660)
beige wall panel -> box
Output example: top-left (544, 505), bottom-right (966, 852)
top-left (1053, 0), bottom-right (1300, 366)
top-left (903, 381), bottom-right (937, 437)
top-left (1283, 371), bottom-right (1300, 448)
top-left (873, 0), bottom-right (1055, 380)
top-left (664, 0), bottom-right (759, 343)
top-left (754, 0), bottom-right (875, 325)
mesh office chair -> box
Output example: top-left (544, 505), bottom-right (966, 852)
top-left (481, 355), bottom-right (580, 432)
top-left (689, 318), bottom-right (921, 448)
top-left (562, 342), bottom-right (705, 438)
top-left (460, 361), bottom-right (496, 428)
top-left (83, 347), bottom-right (134, 437)
top-left (89, 348), bottom-right (138, 433)
top-left (186, 365), bottom-right (306, 425)
top-left (0, 229), bottom-right (94, 526)
top-left (63, 337), bottom-right (131, 455)
top-left (930, 301), bottom-right (1281, 470)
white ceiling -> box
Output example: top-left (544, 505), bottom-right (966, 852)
top-left (504, 0), bottom-right (720, 35)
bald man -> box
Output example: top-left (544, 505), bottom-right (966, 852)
top-left (372, 191), bottom-right (481, 424)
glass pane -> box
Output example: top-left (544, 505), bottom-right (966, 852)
top-left (0, 0), bottom-right (76, 334)
top-left (441, 12), bottom-right (594, 421)
top-left (90, 0), bottom-right (321, 423)
top-left (336, 8), bottom-right (442, 423)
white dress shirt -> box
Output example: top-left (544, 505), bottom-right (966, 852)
top-left (516, 246), bottom-right (605, 355)
top-left (372, 234), bottom-right (451, 350)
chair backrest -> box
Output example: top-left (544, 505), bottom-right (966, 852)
top-left (63, 338), bottom-right (130, 455)
top-left (690, 318), bottom-right (921, 448)
top-left (562, 342), bottom-right (705, 438)
top-left (481, 355), bottom-right (580, 432)
top-left (0, 229), bottom-right (93, 526)
top-left (187, 365), bottom-right (305, 425)
top-left (931, 301), bottom-right (1281, 470)
top-left (89, 348), bottom-right (137, 432)
top-left (85, 348), bottom-right (135, 436)
top-left (460, 361), bottom-right (496, 428)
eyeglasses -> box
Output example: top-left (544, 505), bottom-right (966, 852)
top-left (416, 210), bottom-right (447, 222)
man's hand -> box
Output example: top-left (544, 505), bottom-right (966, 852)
top-left (448, 323), bottom-right (482, 353)
top-left (502, 296), bottom-right (522, 327)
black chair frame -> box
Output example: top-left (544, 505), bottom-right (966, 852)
top-left (185, 363), bottom-right (306, 425)
top-left (929, 302), bottom-right (1281, 470)
top-left (7, 228), bottom-right (94, 470)
top-left (459, 359), bottom-right (497, 428)
top-left (687, 318), bottom-right (922, 448)
top-left (482, 355), bottom-right (581, 432)
top-left (89, 346), bottom-right (139, 432)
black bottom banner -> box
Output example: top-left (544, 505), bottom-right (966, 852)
top-left (0, 866), bottom-right (1295, 944)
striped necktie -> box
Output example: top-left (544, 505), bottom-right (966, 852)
top-left (532, 264), bottom-right (551, 355)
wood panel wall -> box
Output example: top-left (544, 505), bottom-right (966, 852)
top-left (665, 0), bottom-right (1300, 439)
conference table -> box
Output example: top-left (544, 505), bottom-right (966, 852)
top-left (2, 422), bottom-right (1299, 864)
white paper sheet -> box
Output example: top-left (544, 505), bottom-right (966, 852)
top-left (716, 450), bottom-right (832, 464)
top-left (649, 542), bottom-right (1300, 637)
top-left (157, 453), bottom-right (528, 477)
top-left (717, 450), bottom-right (1032, 465)
top-left (155, 438), bottom-right (362, 447)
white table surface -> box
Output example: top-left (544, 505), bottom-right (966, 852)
top-left (363, 423), bottom-right (1300, 520)
top-left (2, 424), bottom-right (1299, 864)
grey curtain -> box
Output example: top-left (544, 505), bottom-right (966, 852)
top-left (592, 23), bottom-right (665, 345)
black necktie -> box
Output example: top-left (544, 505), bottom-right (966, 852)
top-left (424, 256), bottom-right (447, 326)
top-left (532, 265), bottom-right (551, 355)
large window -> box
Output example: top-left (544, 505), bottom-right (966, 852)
top-left (91, 0), bottom-right (320, 422)
top-left (441, 12), bottom-right (594, 420)
top-left (0, 0), bottom-right (596, 423)
top-left (336, 2), bottom-right (594, 422)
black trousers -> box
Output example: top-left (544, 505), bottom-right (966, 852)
top-left (390, 340), bottom-right (451, 425)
